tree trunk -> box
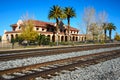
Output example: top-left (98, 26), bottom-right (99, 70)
top-left (85, 24), bottom-right (89, 41)
top-left (56, 18), bottom-right (59, 33)
top-left (67, 17), bottom-right (70, 42)
top-left (56, 18), bottom-right (59, 46)
top-left (109, 30), bottom-right (112, 40)
top-left (104, 29), bottom-right (107, 40)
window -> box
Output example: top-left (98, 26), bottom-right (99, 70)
top-left (19, 26), bottom-right (21, 29)
top-left (42, 29), bottom-right (44, 31)
top-left (6, 35), bottom-right (9, 40)
top-left (47, 28), bottom-right (49, 31)
top-left (77, 31), bottom-right (78, 34)
top-left (60, 29), bottom-right (62, 32)
top-left (36, 28), bottom-right (39, 30)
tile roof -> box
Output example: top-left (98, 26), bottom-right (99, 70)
top-left (70, 27), bottom-right (79, 31)
top-left (32, 20), bottom-right (54, 27)
top-left (11, 20), bottom-right (79, 31)
top-left (5, 31), bottom-right (21, 34)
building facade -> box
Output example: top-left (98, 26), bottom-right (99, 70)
top-left (2, 20), bottom-right (86, 43)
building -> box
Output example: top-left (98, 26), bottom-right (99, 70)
top-left (2, 20), bottom-right (86, 43)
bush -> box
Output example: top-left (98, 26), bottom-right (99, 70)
top-left (15, 36), bottom-right (24, 45)
top-left (114, 33), bottom-right (120, 41)
top-left (59, 42), bottom-right (69, 45)
top-left (49, 42), bottom-right (56, 46)
top-left (36, 35), bottom-right (50, 46)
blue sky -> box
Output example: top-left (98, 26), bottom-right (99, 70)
top-left (0, 0), bottom-right (120, 38)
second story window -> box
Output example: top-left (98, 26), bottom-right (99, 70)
top-left (36, 28), bottom-right (39, 30)
top-left (19, 26), bottom-right (21, 29)
top-left (47, 28), bottom-right (49, 31)
top-left (77, 31), bottom-right (78, 34)
top-left (60, 29), bottom-right (62, 32)
top-left (42, 29), bottom-right (44, 31)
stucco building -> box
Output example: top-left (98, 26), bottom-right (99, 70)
top-left (2, 20), bottom-right (86, 43)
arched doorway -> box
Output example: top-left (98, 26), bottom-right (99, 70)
top-left (76, 37), bottom-right (78, 41)
top-left (61, 36), bottom-right (64, 42)
top-left (11, 34), bottom-right (14, 39)
top-left (15, 34), bottom-right (18, 38)
top-left (82, 37), bottom-right (84, 41)
top-left (84, 37), bottom-right (86, 41)
top-left (65, 36), bottom-right (67, 42)
top-left (73, 36), bottom-right (75, 41)
top-left (6, 35), bottom-right (9, 41)
top-left (52, 35), bottom-right (55, 42)
top-left (58, 36), bottom-right (60, 42)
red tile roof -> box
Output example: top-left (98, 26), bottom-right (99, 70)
top-left (70, 27), bottom-right (79, 31)
top-left (11, 20), bottom-right (79, 31)
top-left (5, 31), bottom-right (22, 34)
top-left (32, 20), bottom-right (54, 27)
top-left (10, 24), bottom-right (17, 27)
top-left (37, 31), bottom-right (53, 34)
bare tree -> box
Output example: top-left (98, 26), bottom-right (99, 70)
top-left (89, 23), bottom-right (99, 40)
top-left (98, 11), bottom-right (108, 41)
top-left (98, 11), bottom-right (108, 24)
top-left (83, 7), bottom-right (96, 40)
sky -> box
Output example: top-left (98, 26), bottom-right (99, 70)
top-left (0, 0), bottom-right (120, 39)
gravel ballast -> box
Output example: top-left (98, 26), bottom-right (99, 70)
top-left (0, 47), bottom-right (120, 70)
top-left (36, 57), bottom-right (120, 80)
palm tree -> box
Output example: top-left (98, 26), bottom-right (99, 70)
top-left (60, 11), bottom-right (66, 20)
top-left (64, 7), bottom-right (76, 41)
top-left (48, 5), bottom-right (62, 45)
top-left (102, 23), bottom-right (108, 41)
top-left (48, 5), bottom-right (62, 32)
top-left (107, 23), bottom-right (116, 40)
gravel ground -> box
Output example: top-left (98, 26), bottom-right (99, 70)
top-left (36, 57), bottom-right (120, 80)
top-left (0, 47), bottom-right (120, 70)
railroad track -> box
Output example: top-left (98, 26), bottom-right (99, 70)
top-left (0, 49), bottom-right (120, 80)
top-left (0, 43), bottom-right (120, 61)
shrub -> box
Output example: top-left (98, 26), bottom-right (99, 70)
top-left (114, 33), bottom-right (120, 41)
top-left (36, 35), bottom-right (50, 46)
top-left (15, 36), bottom-right (24, 45)
top-left (49, 42), bottom-right (56, 46)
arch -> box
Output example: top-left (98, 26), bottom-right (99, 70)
top-left (11, 34), bottom-right (14, 39)
top-left (52, 35), bottom-right (55, 42)
top-left (84, 36), bottom-right (86, 41)
top-left (58, 36), bottom-right (60, 42)
top-left (76, 37), bottom-right (78, 41)
top-left (61, 36), bottom-right (64, 42)
top-left (65, 36), bottom-right (67, 42)
top-left (73, 36), bottom-right (75, 41)
top-left (47, 35), bottom-right (50, 37)
top-left (15, 34), bottom-right (18, 38)
top-left (82, 37), bottom-right (84, 41)
top-left (6, 34), bottom-right (9, 40)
